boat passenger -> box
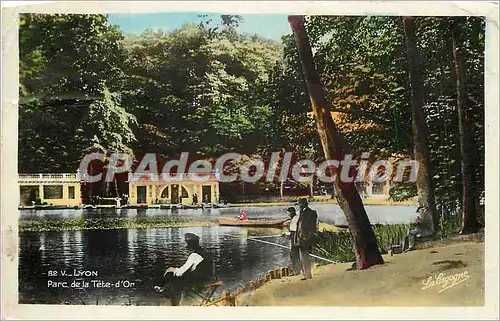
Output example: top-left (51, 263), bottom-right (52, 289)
top-left (238, 209), bottom-right (248, 220)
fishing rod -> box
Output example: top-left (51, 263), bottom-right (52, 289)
top-left (221, 233), bottom-right (338, 264)
top-left (222, 234), bottom-right (289, 249)
top-left (227, 234), bottom-right (285, 239)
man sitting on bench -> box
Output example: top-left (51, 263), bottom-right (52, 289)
top-left (402, 205), bottom-right (435, 251)
top-left (155, 233), bottom-right (214, 306)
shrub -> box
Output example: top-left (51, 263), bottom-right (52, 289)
top-left (314, 224), bottom-right (414, 263)
top-left (313, 218), bottom-right (461, 264)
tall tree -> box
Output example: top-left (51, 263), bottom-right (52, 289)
top-left (294, 15), bottom-right (485, 228)
top-left (449, 17), bottom-right (478, 234)
top-left (18, 14), bottom-right (132, 173)
top-left (288, 15), bottom-right (384, 269)
top-left (402, 17), bottom-right (437, 235)
top-left (121, 20), bottom-right (282, 158)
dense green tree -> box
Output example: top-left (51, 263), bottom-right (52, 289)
top-left (19, 14), bottom-right (135, 172)
top-left (302, 15), bottom-right (484, 229)
top-left (120, 19), bottom-right (283, 157)
top-left (402, 16), bottom-right (437, 235)
top-left (288, 15), bottom-right (384, 269)
top-left (18, 13), bottom-right (485, 230)
top-left (19, 13), bottom-right (124, 99)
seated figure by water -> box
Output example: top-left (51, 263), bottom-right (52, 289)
top-left (154, 233), bottom-right (214, 306)
top-left (402, 205), bottom-right (435, 251)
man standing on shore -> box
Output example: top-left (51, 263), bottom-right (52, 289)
top-left (294, 198), bottom-right (318, 280)
top-left (286, 207), bottom-right (302, 275)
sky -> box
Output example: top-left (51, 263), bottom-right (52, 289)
top-left (107, 12), bottom-right (292, 42)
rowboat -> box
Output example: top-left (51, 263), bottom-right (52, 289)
top-left (123, 204), bottom-right (148, 209)
top-left (18, 205), bottom-right (36, 210)
top-left (212, 203), bottom-right (232, 208)
top-left (182, 204), bottom-right (201, 209)
top-left (96, 205), bottom-right (117, 209)
top-left (218, 217), bottom-right (289, 227)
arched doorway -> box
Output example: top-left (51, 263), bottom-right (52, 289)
top-left (202, 186), bottom-right (212, 203)
top-left (170, 185), bottom-right (189, 204)
top-left (160, 186), bottom-right (169, 199)
top-left (180, 186), bottom-right (189, 204)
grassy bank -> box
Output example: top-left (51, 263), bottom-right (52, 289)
top-left (19, 217), bottom-right (216, 232)
top-left (314, 224), bottom-right (413, 263)
top-left (233, 198), bottom-right (417, 207)
top-left (314, 218), bottom-right (461, 263)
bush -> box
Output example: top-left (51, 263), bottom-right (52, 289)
top-left (314, 230), bottom-right (356, 262)
top-left (313, 224), bottom-right (414, 263)
top-left (313, 218), bottom-right (462, 264)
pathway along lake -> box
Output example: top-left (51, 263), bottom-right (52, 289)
top-left (19, 204), bottom-right (417, 305)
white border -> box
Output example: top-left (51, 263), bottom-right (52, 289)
top-left (2, 1), bottom-right (499, 320)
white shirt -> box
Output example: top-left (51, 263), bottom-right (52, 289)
top-left (289, 215), bottom-right (299, 232)
top-left (172, 253), bottom-right (204, 277)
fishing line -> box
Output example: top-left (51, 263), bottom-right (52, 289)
top-left (226, 234), bottom-right (284, 239)
top-left (221, 233), bottom-right (337, 264)
top-left (222, 234), bottom-right (290, 250)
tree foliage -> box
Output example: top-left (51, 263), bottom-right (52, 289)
top-left (18, 14), bottom-right (485, 228)
top-left (120, 20), bottom-right (282, 157)
top-left (303, 16), bottom-right (484, 226)
top-left (19, 14), bottom-right (135, 172)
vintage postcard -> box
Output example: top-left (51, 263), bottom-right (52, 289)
top-left (1, 1), bottom-right (499, 320)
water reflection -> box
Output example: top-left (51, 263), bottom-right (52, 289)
top-left (19, 204), bottom-right (417, 305)
top-left (19, 225), bottom-right (294, 305)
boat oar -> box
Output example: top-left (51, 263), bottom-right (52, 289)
top-left (221, 233), bottom-right (337, 264)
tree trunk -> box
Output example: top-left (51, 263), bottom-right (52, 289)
top-left (288, 16), bottom-right (384, 269)
top-left (449, 18), bottom-right (478, 234)
top-left (402, 17), bottom-right (437, 236)
top-left (278, 148), bottom-right (286, 199)
top-left (102, 154), bottom-right (109, 197)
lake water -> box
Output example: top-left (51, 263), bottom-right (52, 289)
top-left (18, 204), bottom-right (417, 305)
top-left (19, 203), bottom-right (418, 225)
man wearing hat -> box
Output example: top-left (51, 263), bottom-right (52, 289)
top-left (294, 198), bottom-right (318, 280)
top-left (155, 233), bottom-right (214, 305)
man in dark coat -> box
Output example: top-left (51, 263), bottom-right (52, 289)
top-left (293, 198), bottom-right (318, 280)
top-left (155, 233), bottom-right (214, 305)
